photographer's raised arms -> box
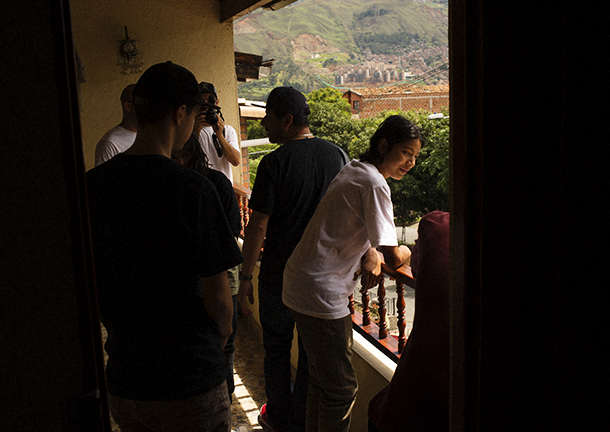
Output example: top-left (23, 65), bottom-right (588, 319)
top-left (195, 81), bottom-right (241, 184)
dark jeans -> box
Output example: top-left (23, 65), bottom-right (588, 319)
top-left (107, 382), bottom-right (230, 432)
top-left (224, 295), bottom-right (238, 402)
top-left (259, 286), bottom-right (308, 432)
top-left (291, 311), bottom-right (358, 432)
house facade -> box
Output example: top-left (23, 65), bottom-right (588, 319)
top-left (343, 85), bottom-right (450, 118)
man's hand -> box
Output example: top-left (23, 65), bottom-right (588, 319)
top-left (238, 211), bottom-right (269, 317)
top-left (354, 247), bottom-right (384, 291)
top-left (211, 115), bottom-right (225, 136)
top-left (209, 115), bottom-right (240, 166)
top-left (238, 279), bottom-right (255, 317)
top-left (201, 271), bottom-right (233, 348)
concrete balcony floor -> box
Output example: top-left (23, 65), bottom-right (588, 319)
top-left (230, 314), bottom-right (267, 431)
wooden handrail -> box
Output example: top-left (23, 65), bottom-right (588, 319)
top-left (350, 263), bottom-right (415, 359)
top-left (232, 189), bottom-right (415, 360)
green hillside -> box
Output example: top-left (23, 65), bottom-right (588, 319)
top-left (234, 0), bottom-right (448, 99)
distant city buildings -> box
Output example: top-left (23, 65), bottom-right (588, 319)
top-left (331, 44), bottom-right (449, 87)
top-left (335, 67), bottom-right (414, 85)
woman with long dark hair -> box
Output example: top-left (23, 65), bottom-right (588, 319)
top-left (282, 115), bottom-right (424, 432)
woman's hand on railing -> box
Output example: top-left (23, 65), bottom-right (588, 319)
top-left (354, 247), bottom-right (384, 290)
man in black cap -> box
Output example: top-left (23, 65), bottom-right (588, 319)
top-left (87, 62), bottom-right (243, 431)
top-left (196, 81), bottom-right (241, 184)
top-left (238, 86), bottom-right (348, 432)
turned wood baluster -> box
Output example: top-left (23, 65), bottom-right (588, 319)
top-left (377, 277), bottom-right (387, 339)
top-left (239, 195), bottom-right (246, 236)
top-left (348, 294), bottom-right (355, 315)
top-left (233, 185), bottom-right (252, 237)
top-left (360, 286), bottom-right (370, 326)
top-left (244, 198), bottom-right (251, 228)
top-left (395, 279), bottom-right (406, 353)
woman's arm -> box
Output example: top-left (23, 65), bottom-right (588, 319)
top-left (378, 245), bottom-right (411, 269)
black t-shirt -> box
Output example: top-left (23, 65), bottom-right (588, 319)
top-left (249, 137), bottom-right (347, 293)
top-left (86, 153), bottom-right (243, 400)
top-left (202, 167), bottom-right (241, 238)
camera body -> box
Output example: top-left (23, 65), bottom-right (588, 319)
top-left (205, 106), bottom-right (222, 126)
top-left (202, 94), bottom-right (223, 127)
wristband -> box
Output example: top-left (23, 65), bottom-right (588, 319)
top-left (239, 272), bottom-right (253, 281)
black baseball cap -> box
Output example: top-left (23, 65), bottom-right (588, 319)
top-left (198, 81), bottom-right (217, 98)
top-left (133, 62), bottom-right (205, 108)
top-left (266, 86), bottom-right (310, 118)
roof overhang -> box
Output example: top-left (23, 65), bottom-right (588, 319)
top-left (220, 0), bottom-right (299, 23)
top-left (235, 52), bottom-right (275, 82)
top-left (239, 98), bottom-right (266, 119)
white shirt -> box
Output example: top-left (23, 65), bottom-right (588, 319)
top-left (198, 124), bottom-right (239, 183)
top-left (94, 125), bottom-right (136, 166)
top-left (283, 160), bottom-right (398, 320)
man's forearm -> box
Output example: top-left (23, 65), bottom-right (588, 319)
top-left (201, 271), bottom-right (233, 346)
top-left (217, 134), bottom-right (241, 166)
top-left (241, 224), bottom-right (266, 277)
top-left (240, 211), bottom-right (269, 277)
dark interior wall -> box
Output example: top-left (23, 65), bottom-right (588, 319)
top-left (451, 1), bottom-right (608, 430)
top-left (0, 1), bottom-right (106, 430)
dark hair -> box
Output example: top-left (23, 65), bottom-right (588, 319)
top-left (266, 86), bottom-right (310, 118)
top-left (135, 102), bottom-right (195, 126)
top-left (120, 84), bottom-right (136, 105)
top-left (173, 134), bottom-right (210, 176)
top-left (265, 106), bottom-right (310, 129)
top-left (359, 115), bottom-right (424, 164)
top-left (132, 62), bottom-right (201, 125)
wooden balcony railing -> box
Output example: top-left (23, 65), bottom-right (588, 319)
top-left (233, 184), bottom-right (252, 238)
top-left (349, 263), bottom-right (415, 361)
top-left (234, 183), bottom-right (413, 362)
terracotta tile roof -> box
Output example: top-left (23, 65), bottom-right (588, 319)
top-left (346, 84), bottom-right (449, 98)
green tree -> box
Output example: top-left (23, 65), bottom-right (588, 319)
top-left (308, 96), bottom-right (449, 225)
top-left (245, 119), bottom-right (278, 188)
top-left (246, 119), bottom-right (266, 139)
top-left (248, 87), bottom-right (450, 223)
top-left (307, 87), bottom-right (351, 107)
top-left (385, 109), bottom-right (450, 225)
top-left (307, 88), bottom-right (354, 153)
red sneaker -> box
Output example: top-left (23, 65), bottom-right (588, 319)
top-left (258, 403), bottom-right (286, 432)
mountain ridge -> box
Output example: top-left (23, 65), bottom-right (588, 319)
top-left (234, 0), bottom-right (448, 98)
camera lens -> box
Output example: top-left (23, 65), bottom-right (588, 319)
top-left (206, 110), bottom-right (218, 126)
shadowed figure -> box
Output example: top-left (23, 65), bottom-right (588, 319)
top-left (368, 210), bottom-right (450, 432)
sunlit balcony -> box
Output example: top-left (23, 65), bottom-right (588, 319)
top-left (229, 186), bottom-right (417, 432)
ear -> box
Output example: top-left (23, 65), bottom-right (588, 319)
top-left (173, 104), bottom-right (187, 125)
top-left (282, 113), bottom-right (294, 129)
top-left (378, 138), bottom-right (389, 156)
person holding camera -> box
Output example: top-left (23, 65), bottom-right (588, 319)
top-left (87, 62), bottom-right (243, 431)
top-left (196, 81), bottom-right (241, 184)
